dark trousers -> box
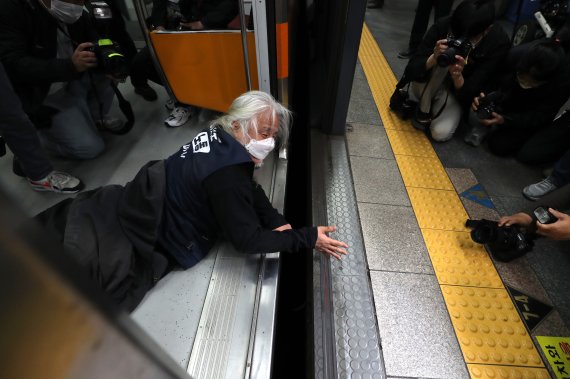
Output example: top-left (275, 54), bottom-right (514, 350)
top-left (488, 111), bottom-right (570, 164)
top-left (130, 46), bottom-right (163, 88)
top-left (408, 0), bottom-right (454, 49)
top-left (551, 149), bottom-right (570, 187)
top-left (0, 63), bottom-right (52, 180)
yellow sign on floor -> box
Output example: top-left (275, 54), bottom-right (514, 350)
top-left (537, 336), bottom-right (570, 379)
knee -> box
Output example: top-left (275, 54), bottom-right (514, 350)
top-left (68, 137), bottom-right (105, 160)
top-left (430, 124), bottom-right (455, 142)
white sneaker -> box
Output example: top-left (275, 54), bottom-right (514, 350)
top-left (164, 106), bottom-right (191, 128)
top-left (522, 177), bottom-right (558, 201)
top-left (28, 171), bottom-right (83, 193)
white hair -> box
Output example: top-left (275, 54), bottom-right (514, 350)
top-left (211, 91), bottom-right (291, 148)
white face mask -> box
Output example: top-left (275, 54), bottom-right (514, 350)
top-left (245, 137), bottom-right (275, 161)
top-left (50, 0), bottom-right (84, 24)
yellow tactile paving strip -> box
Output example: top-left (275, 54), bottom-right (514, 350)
top-left (358, 24), bottom-right (549, 378)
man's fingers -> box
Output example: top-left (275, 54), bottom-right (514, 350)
top-left (76, 42), bottom-right (93, 51)
top-left (549, 208), bottom-right (565, 218)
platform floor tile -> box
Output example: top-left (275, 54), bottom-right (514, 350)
top-left (395, 154), bottom-right (454, 190)
top-left (422, 229), bottom-right (503, 288)
top-left (358, 22), bottom-right (549, 379)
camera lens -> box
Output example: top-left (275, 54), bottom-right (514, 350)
top-left (470, 224), bottom-right (495, 244)
top-left (437, 48), bottom-right (457, 67)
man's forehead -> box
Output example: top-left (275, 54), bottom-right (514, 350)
top-left (256, 112), bottom-right (278, 130)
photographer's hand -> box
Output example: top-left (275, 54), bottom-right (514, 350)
top-left (72, 42), bottom-right (97, 72)
top-left (471, 92), bottom-right (485, 112)
top-left (536, 209), bottom-right (570, 240)
top-left (499, 212), bottom-right (533, 227)
top-left (426, 39), bottom-right (448, 70)
top-left (479, 112), bottom-right (504, 127)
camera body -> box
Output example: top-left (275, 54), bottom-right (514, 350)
top-left (89, 39), bottom-right (128, 80)
top-left (465, 219), bottom-right (536, 262)
top-left (437, 37), bottom-right (473, 67)
top-left (476, 91), bottom-right (504, 119)
top-left (87, 1), bottom-right (129, 80)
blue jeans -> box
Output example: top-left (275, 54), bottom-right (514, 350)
top-left (40, 73), bottom-right (114, 160)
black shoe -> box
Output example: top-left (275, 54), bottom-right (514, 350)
top-left (13, 157), bottom-right (25, 178)
top-left (398, 47), bottom-right (417, 59)
top-left (134, 84), bottom-right (158, 101)
top-left (367, 0), bottom-right (384, 9)
top-left (412, 110), bottom-right (431, 131)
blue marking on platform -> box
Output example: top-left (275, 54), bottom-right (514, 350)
top-left (460, 184), bottom-right (494, 209)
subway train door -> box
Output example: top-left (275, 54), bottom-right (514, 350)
top-left (131, 0), bottom-right (287, 112)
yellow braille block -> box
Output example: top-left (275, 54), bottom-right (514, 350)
top-left (385, 129), bottom-right (437, 158)
top-left (359, 26), bottom-right (416, 132)
top-left (442, 286), bottom-right (544, 367)
top-left (422, 230), bottom-right (503, 288)
top-left (395, 155), bottom-right (454, 190)
top-left (468, 364), bottom-right (550, 379)
top-left (407, 187), bottom-right (469, 231)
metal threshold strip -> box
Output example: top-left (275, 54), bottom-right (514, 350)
top-left (132, 153), bottom-right (286, 379)
top-left (311, 130), bottom-right (386, 378)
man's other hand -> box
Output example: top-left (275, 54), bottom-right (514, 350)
top-left (536, 209), bottom-right (570, 240)
top-left (72, 42), bottom-right (97, 72)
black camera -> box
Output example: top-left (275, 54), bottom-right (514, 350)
top-left (89, 39), bottom-right (128, 80)
top-left (465, 219), bottom-right (536, 262)
top-left (476, 91), bottom-right (504, 120)
top-left (87, 1), bottom-right (129, 80)
top-left (437, 37), bottom-right (473, 67)
top-left (390, 87), bottom-right (418, 120)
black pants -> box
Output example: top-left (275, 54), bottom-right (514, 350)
top-left (551, 149), bottom-right (570, 187)
top-left (408, 0), bottom-right (454, 49)
top-left (0, 63), bottom-right (52, 180)
top-left (488, 111), bottom-right (570, 164)
top-left (130, 46), bottom-right (163, 88)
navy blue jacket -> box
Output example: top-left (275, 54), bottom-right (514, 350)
top-left (158, 126), bottom-right (318, 268)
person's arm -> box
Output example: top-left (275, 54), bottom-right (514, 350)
top-left (500, 183), bottom-right (570, 228)
top-left (455, 27), bottom-right (511, 106)
top-left (0, 1), bottom-right (81, 84)
top-left (204, 164), bottom-right (318, 253)
top-left (251, 181), bottom-right (289, 229)
top-left (200, 0), bottom-right (239, 29)
top-left (405, 22), bottom-right (443, 82)
top-left (150, 0), bottom-right (169, 28)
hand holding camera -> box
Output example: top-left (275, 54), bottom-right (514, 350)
top-left (535, 208), bottom-right (570, 240)
top-left (72, 42), bottom-right (97, 73)
top-left (471, 92), bottom-right (505, 126)
top-left (436, 37), bottom-right (473, 67)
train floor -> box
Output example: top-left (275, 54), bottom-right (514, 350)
top-left (351, 1), bottom-right (570, 378)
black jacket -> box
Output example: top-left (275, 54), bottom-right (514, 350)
top-left (492, 66), bottom-right (570, 131)
top-left (0, 0), bottom-right (96, 115)
top-left (405, 17), bottom-right (511, 108)
top-left (152, 0), bottom-right (238, 29)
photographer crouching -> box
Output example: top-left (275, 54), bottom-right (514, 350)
top-left (465, 40), bottom-right (570, 152)
top-left (392, 0), bottom-right (510, 141)
top-left (0, 0), bottom-right (128, 161)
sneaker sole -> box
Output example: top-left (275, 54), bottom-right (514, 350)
top-left (521, 190), bottom-right (539, 201)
